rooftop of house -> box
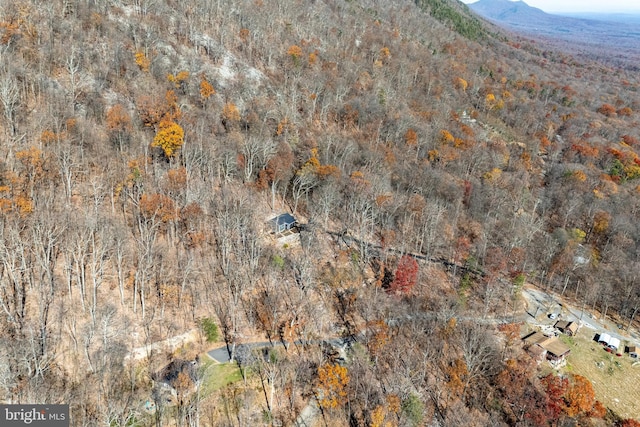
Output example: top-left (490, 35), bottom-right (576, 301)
top-left (273, 213), bottom-right (295, 226)
top-left (527, 343), bottom-right (547, 358)
top-left (153, 358), bottom-right (199, 388)
top-left (268, 213), bottom-right (297, 233)
top-left (522, 330), bottom-right (570, 357)
top-left (555, 320), bottom-right (578, 332)
top-left (522, 331), bottom-right (553, 347)
top-left (543, 339), bottom-right (571, 357)
top-left (554, 320), bottom-right (571, 329)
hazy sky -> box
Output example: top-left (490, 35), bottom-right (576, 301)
top-left (462, 0), bottom-right (640, 13)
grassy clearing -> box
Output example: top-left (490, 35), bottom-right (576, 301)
top-left (200, 358), bottom-right (243, 396)
top-left (560, 328), bottom-right (640, 420)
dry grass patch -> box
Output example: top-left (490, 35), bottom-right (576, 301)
top-left (559, 328), bottom-right (640, 420)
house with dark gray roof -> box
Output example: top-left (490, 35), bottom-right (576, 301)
top-left (269, 213), bottom-right (296, 234)
top-left (152, 358), bottom-right (200, 396)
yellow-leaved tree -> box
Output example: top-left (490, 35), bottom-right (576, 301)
top-left (316, 363), bottom-right (349, 410)
top-left (199, 75), bottom-right (215, 106)
top-left (167, 70), bottom-right (190, 94)
top-left (152, 119), bottom-right (184, 158)
top-left (287, 45), bottom-right (303, 65)
top-left (134, 50), bottom-right (150, 72)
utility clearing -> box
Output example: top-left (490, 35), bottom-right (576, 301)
top-left (560, 328), bottom-right (640, 419)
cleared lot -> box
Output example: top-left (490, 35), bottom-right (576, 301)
top-left (560, 328), bottom-right (640, 420)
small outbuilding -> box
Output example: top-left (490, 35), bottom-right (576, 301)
top-left (554, 320), bottom-right (578, 336)
top-left (629, 345), bottom-right (638, 358)
top-left (269, 213), bottom-right (297, 234)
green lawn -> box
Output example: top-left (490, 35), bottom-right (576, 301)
top-left (200, 358), bottom-right (243, 396)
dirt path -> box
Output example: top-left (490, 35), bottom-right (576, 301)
top-left (208, 338), bottom-right (347, 363)
top-left (124, 329), bottom-right (198, 363)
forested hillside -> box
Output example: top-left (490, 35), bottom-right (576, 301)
top-left (1, 0), bottom-right (639, 426)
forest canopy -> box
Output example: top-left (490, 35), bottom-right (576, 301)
top-left (0, 0), bottom-right (638, 425)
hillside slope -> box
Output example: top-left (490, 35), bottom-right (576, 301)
top-left (0, 0), bottom-right (639, 425)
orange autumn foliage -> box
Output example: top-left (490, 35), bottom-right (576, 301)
top-left (446, 358), bottom-right (468, 396)
top-left (405, 128), bottom-right (418, 146)
top-left (564, 375), bottom-right (599, 418)
top-left (167, 70), bottom-right (189, 88)
top-left (366, 320), bottom-right (390, 358)
top-left (106, 104), bottom-right (133, 133)
top-left (137, 91), bottom-right (181, 128)
top-left (316, 164), bottom-right (339, 179)
top-left (14, 195), bottom-right (34, 216)
top-left (597, 103), bottom-right (616, 117)
top-left (570, 143), bottom-right (599, 158)
top-left (222, 102), bottom-right (241, 123)
top-left (317, 363), bottom-right (349, 410)
top-left (199, 75), bottom-right (215, 101)
top-left (298, 148), bottom-right (339, 180)
top-left (455, 77), bottom-right (468, 92)
top-left (16, 147), bottom-right (46, 184)
top-left (440, 129), bottom-right (455, 144)
top-left (139, 193), bottom-right (177, 223)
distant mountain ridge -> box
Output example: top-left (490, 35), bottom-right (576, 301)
top-left (468, 0), bottom-right (594, 28)
top-left (468, 0), bottom-right (640, 69)
top-left (468, 0), bottom-right (549, 23)
top-left (468, 0), bottom-right (640, 31)
top-left (561, 12), bottom-right (640, 25)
